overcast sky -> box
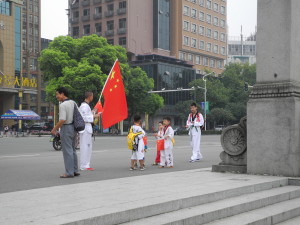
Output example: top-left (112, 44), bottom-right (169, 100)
top-left (41, 0), bottom-right (257, 40)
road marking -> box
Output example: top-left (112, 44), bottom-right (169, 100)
top-left (0, 154), bottom-right (40, 159)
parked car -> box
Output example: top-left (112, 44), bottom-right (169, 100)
top-left (214, 125), bottom-right (226, 131)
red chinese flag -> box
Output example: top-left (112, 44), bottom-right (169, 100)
top-left (94, 101), bottom-right (103, 114)
top-left (102, 60), bottom-right (128, 129)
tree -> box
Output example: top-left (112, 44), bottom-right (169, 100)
top-left (207, 108), bottom-right (235, 126)
top-left (39, 35), bottom-right (163, 117)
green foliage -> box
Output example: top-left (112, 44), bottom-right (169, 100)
top-left (39, 35), bottom-right (163, 116)
top-left (176, 63), bottom-right (256, 128)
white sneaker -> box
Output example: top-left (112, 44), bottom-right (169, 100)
top-left (140, 167), bottom-right (145, 171)
top-left (189, 159), bottom-right (196, 163)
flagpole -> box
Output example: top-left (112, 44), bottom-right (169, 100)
top-left (98, 59), bottom-right (119, 102)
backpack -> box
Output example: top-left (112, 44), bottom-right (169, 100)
top-left (73, 101), bottom-right (85, 132)
top-left (127, 126), bottom-right (142, 150)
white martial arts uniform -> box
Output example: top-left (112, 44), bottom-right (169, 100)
top-left (79, 102), bottom-right (94, 170)
top-left (130, 125), bottom-right (145, 161)
top-left (160, 126), bottom-right (174, 167)
top-left (186, 112), bottom-right (204, 161)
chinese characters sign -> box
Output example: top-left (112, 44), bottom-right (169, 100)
top-left (0, 74), bottom-right (38, 88)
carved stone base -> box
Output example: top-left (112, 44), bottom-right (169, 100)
top-left (212, 165), bottom-right (247, 174)
top-left (219, 151), bottom-right (247, 166)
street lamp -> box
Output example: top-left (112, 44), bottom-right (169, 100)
top-left (202, 72), bottom-right (215, 130)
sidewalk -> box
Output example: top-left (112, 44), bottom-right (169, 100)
top-left (0, 168), bottom-right (291, 225)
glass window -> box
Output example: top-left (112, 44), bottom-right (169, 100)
top-left (221, 46), bottom-right (226, 55)
top-left (191, 23), bottom-right (197, 33)
top-left (199, 26), bottom-right (205, 35)
top-left (191, 9), bottom-right (197, 18)
top-left (213, 3), bottom-right (219, 12)
top-left (107, 39), bottom-right (114, 45)
top-left (119, 37), bottom-right (126, 46)
top-left (220, 19), bottom-right (225, 28)
top-left (199, 11), bottom-right (204, 21)
top-left (221, 6), bottom-right (226, 14)
top-left (73, 11), bottom-right (79, 18)
top-left (83, 24), bottom-right (90, 35)
top-left (195, 55), bottom-right (201, 65)
top-left (119, 18), bottom-right (126, 28)
top-left (183, 6), bottom-right (189, 16)
top-left (214, 45), bottom-right (219, 54)
top-left (95, 23), bottom-right (102, 32)
top-left (72, 26), bottom-right (79, 36)
top-left (220, 33), bottom-right (226, 42)
top-left (214, 30), bottom-right (218, 40)
top-left (206, 0), bottom-right (212, 9)
top-left (203, 57), bottom-right (208, 66)
top-left (183, 21), bottom-right (189, 31)
top-left (199, 0), bottom-right (204, 7)
top-left (95, 6), bottom-right (102, 14)
top-left (214, 17), bottom-right (219, 26)
top-left (206, 14), bottom-right (211, 24)
top-left (179, 51), bottom-right (185, 60)
top-left (107, 20), bottom-right (114, 30)
top-left (206, 43), bottom-right (211, 52)
top-left (199, 40), bottom-right (205, 50)
top-left (183, 36), bottom-right (189, 46)
top-left (210, 59), bottom-right (215, 68)
top-left (206, 28), bottom-right (211, 37)
top-left (83, 8), bottom-right (90, 16)
top-left (119, 1), bottom-right (126, 9)
top-left (107, 4), bottom-right (114, 11)
top-left (188, 54), bottom-right (193, 62)
top-left (218, 60), bottom-right (223, 69)
top-left (191, 38), bottom-right (197, 48)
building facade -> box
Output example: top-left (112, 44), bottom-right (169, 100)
top-left (68, 0), bottom-right (227, 74)
top-left (227, 34), bottom-right (256, 65)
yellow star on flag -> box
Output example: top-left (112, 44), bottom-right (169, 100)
top-left (110, 71), bottom-right (115, 80)
top-left (110, 88), bottom-right (113, 92)
top-left (114, 85), bottom-right (118, 88)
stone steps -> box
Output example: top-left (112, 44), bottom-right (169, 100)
top-left (120, 186), bottom-right (300, 225)
top-left (277, 216), bottom-right (300, 225)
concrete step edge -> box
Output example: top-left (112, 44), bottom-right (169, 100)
top-left (276, 215), bottom-right (300, 225)
top-left (205, 197), bottom-right (300, 225)
top-left (119, 186), bottom-right (300, 225)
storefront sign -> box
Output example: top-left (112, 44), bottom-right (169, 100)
top-left (0, 74), bottom-right (38, 88)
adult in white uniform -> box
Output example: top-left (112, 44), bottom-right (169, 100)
top-left (79, 92), bottom-right (100, 171)
top-left (186, 102), bottom-right (204, 162)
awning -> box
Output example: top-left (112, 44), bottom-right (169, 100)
top-left (0, 109), bottom-right (40, 120)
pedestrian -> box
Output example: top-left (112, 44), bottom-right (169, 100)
top-left (4, 125), bottom-right (8, 137)
top-left (159, 117), bottom-right (174, 168)
top-left (152, 121), bottom-right (164, 166)
top-left (186, 102), bottom-right (204, 162)
top-left (51, 87), bottom-right (80, 178)
top-left (79, 91), bottom-right (100, 171)
top-left (130, 115), bottom-right (146, 171)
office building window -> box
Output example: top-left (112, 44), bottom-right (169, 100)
top-left (83, 8), bottom-right (90, 16)
top-left (190, 0), bottom-right (197, 3)
top-left (221, 46), bottom-right (226, 55)
top-left (95, 23), bottom-right (102, 32)
top-left (210, 59), bottom-right (215, 68)
top-left (107, 39), bottom-right (114, 45)
top-left (206, 43), bottom-right (211, 52)
top-left (220, 19), bottom-right (225, 28)
top-left (206, 14), bottom-right (211, 24)
top-left (195, 55), bottom-right (201, 65)
top-left (206, 0), bottom-right (212, 9)
top-left (214, 45), bottom-right (219, 54)
top-left (73, 27), bottom-right (79, 36)
top-left (179, 51), bottom-right (186, 60)
top-left (188, 54), bottom-right (193, 62)
top-left (183, 21), bottom-right (189, 31)
top-left (199, 11), bottom-right (204, 21)
top-left (191, 23), bottom-right (197, 33)
top-left (73, 11), bottom-right (79, 18)
top-left (220, 33), bottom-right (226, 42)
top-left (183, 36), bottom-right (189, 46)
top-left (119, 1), bottom-right (126, 9)
top-left (191, 38), bottom-right (197, 48)
top-left (199, 0), bottom-right (204, 7)
top-left (119, 37), bottom-right (126, 46)
top-left (199, 40), bottom-right (205, 50)
top-left (206, 28), bottom-right (211, 37)
top-left (203, 57), bottom-right (208, 66)
top-left (191, 8), bottom-right (197, 18)
top-left (119, 18), bottom-right (126, 28)
top-left (107, 20), bottom-right (114, 30)
top-left (218, 60), bottom-right (223, 69)
top-left (183, 5), bottom-right (190, 16)
top-left (221, 6), bottom-right (226, 15)
top-left (213, 3), bottom-right (219, 12)
top-left (214, 30), bottom-right (219, 40)
top-left (83, 24), bottom-right (90, 35)
top-left (199, 26), bottom-right (205, 35)
top-left (107, 4), bottom-right (114, 11)
top-left (214, 17), bottom-right (219, 26)
top-left (95, 6), bottom-right (102, 14)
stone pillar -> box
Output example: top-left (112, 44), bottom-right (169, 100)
top-left (247, 0), bottom-right (300, 176)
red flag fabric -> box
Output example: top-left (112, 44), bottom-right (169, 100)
top-left (94, 101), bottom-right (103, 114)
top-left (102, 60), bottom-right (128, 129)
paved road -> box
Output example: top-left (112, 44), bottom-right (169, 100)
top-left (0, 134), bottom-right (222, 194)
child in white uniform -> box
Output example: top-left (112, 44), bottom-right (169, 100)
top-left (160, 117), bottom-right (174, 168)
